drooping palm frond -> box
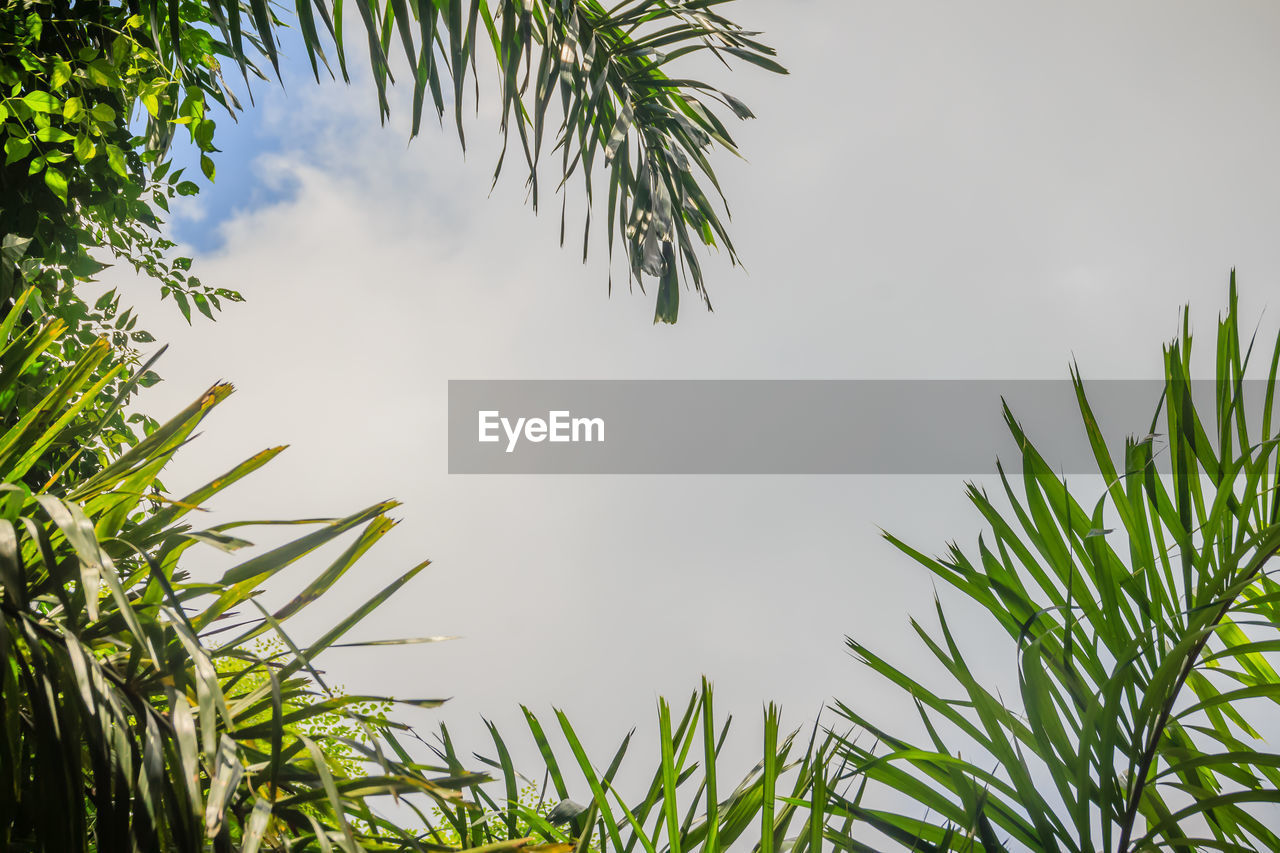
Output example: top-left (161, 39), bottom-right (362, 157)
top-left (830, 274), bottom-right (1280, 852)
top-left (134, 0), bottom-right (785, 322)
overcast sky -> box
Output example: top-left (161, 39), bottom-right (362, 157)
top-left (107, 0), bottom-right (1280, 802)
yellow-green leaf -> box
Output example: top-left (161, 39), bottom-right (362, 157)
top-left (51, 59), bottom-right (73, 90)
top-left (105, 144), bottom-right (126, 177)
top-left (34, 126), bottom-right (73, 144)
top-left (22, 91), bottom-right (58, 112)
top-left (73, 135), bottom-right (95, 162)
top-left (4, 137), bottom-right (31, 166)
top-left (44, 166), bottom-right (68, 203)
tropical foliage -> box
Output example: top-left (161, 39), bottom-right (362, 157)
top-left (2, 0), bottom-right (783, 325)
top-left (0, 288), bottom-right (465, 850)
top-left (0, 286), bottom-right (819, 850)
top-left (0, 0), bottom-right (812, 849)
top-left (830, 278), bottom-right (1280, 852)
top-left (13, 0), bottom-right (1280, 849)
top-left (1, 0), bottom-right (231, 335)
top-left (439, 686), bottom-right (831, 853)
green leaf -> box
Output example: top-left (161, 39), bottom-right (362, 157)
top-left (73, 135), bottom-right (95, 162)
top-left (85, 59), bottom-right (119, 87)
top-left (43, 166), bottom-right (68, 203)
top-left (68, 253), bottom-right (108, 277)
top-left (659, 698), bottom-right (682, 853)
top-left (34, 126), bottom-right (73, 144)
top-left (24, 10), bottom-right (41, 42)
top-left (4, 136), bottom-right (31, 165)
top-left (22, 91), bottom-right (58, 112)
top-left (105, 144), bottom-right (126, 177)
top-left (51, 59), bottom-right (73, 90)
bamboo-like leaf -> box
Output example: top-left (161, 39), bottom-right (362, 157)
top-left (279, 558), bottom-right (431, 679)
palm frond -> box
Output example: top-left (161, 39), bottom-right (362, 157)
top-left (832, 273), bottom-right (1280, 852)
top-left (0, 292), bottom-right (820, 850)
top-left (137, 0), bottom-right (784, 322)
top-left (0, 288), bottom-right (487, 849)
top-left (444, 679), bottom-right (830, 853)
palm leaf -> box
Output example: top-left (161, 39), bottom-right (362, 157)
top-left (832, 273), bottom-right (1280, 852)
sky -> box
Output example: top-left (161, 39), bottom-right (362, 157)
top-left (104, 0), bottom-right (1280, 813)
